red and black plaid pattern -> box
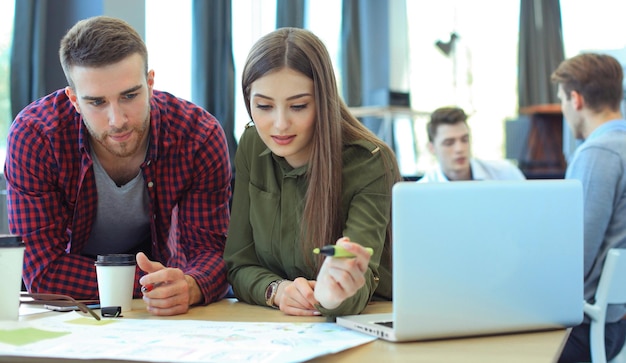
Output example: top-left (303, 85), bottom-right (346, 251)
top-left (5, 90), bottom-right (232, 304)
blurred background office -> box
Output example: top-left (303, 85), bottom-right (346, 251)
top-left (0, 0), bottom-right (625, 231)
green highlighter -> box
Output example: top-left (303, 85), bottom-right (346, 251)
top-left (312, 245), bottom-right (374, 258)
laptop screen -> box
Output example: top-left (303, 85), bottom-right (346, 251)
top-left (388, 180), bottom-right (584, 341)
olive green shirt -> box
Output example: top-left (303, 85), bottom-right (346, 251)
top-left (225, 125), bottom-right (393, 317)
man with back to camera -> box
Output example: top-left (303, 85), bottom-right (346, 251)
top-left (551, 53), bottom-right (626, 362)
top-left (4, 16), bottom-right (232, 316)
top-left (418, 106), bottom-right (526, 182)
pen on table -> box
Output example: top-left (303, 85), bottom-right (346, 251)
top-left (312, 245), bottom-right (374, 258)
top-left (141, 281), bottom-right (166, 293)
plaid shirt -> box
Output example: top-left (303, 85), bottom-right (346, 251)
top-left (5, 89), bottom-right (232, 304)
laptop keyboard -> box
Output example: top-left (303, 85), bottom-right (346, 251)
top-left (376, 321), bottom-right (394, 328)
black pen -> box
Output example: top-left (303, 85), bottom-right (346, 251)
top-left (313, 245), bottom-right (374, 258)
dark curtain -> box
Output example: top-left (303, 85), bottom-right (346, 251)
top-left (276, 0), bottom-right (305, 28)
top-left (518, 0), bottom-right (564, 109)
top-left (10, 0), bottom-right (46, 119)
top-left (10, 0), bottom-right (101, 119)
top-left (340, 0), bottom-right (362, 107)
top-left (191, 0), bottom-right (237, 167)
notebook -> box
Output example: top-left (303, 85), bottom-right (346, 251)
top-left (337, 180), bottom-right (584, 342)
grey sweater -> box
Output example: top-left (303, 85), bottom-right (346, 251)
top-left (566, 119), bottom-right (626, 323)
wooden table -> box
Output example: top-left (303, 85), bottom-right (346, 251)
top-left (7, 298), bottom-right (568, 363)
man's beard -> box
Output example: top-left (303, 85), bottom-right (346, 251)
top-left (85, 118), bottom-right (149, 158)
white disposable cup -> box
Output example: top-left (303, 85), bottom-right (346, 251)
top-left (0, 235), bottom-right (25, 321)
top-left (95, 254), bottom-right (136, 312)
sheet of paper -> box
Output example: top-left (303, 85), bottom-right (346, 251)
top-left (0, 312), bottom-right (376, 362)
top-left (18, 304), bottom-right (50, 316)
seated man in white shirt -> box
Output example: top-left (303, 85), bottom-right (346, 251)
top-left (419, 106), bottom-right (525, 182)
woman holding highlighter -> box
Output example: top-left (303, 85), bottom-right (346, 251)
top-left (224, 28), bottom-right (401, 317)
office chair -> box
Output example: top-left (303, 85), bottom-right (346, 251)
top-left (584, 248), bottom-right (626, 363)
top-left (612, 344), bottom-right (626, 363)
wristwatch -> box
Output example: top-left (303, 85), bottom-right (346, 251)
top-left (265, 279), bottom-right (284, 307)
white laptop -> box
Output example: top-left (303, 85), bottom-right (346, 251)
top-left (337, 180), bottom-right (584, 342)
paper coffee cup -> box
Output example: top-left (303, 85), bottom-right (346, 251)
top-left (0, 235), bottom-right (25, 321)
top-left (95, 254), bottom-right (136, 312)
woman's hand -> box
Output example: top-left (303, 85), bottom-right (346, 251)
top-left (275, 278), bottom-right (321, 316)
top-left (313, 237), bottom-right (371, 309)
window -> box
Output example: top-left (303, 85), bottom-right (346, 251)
top-left (561, 0), bottom-right (626, 59)
top-left (305, 0), bottom-right (342, 88)
top-left (145, 0), bottom-right (193, 102)
top-left (406, 0), bottom-right (520, 174)
top-left (232, 0), bottom-right (277, 141)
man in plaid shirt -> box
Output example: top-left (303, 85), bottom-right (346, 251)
top-left (4, 16), bottom-right (231, 316)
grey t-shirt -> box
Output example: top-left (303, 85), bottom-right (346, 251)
top-left (82, 151), bottom-right (151, 258)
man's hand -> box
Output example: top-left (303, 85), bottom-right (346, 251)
top-left (136, 252), bottom-right (202, 316)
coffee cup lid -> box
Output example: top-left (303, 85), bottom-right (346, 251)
top-left (0, 235), bottom-right (24, 247)
top-left (95, 254), bottom-right (136, 266)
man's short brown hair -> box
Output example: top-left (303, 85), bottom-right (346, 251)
top-left (59, 16), bottom-right (148, 88)
top-left (551, 53), bottom-right (623, 113)
top-left (427, 107), bottom-right (468, 142)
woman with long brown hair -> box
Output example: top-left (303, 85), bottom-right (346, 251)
top-left (225, 27), bottom-right (400, 317)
